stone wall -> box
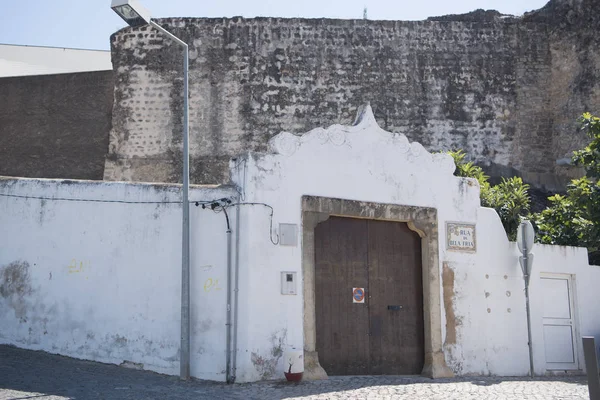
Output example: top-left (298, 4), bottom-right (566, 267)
top-left (0, 71), bottom-right (114, 180)
top-left (519, 0), bottom-right (600, 187)
top-left (105, 0), bottom-right (599, 190)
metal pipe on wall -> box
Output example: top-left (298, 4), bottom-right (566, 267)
top-left (231, 203), bottom-right (241, 383)
top-left (523, 250), bottom-right (534, 378)
top-left (225, 224), bottom-right (233, 383)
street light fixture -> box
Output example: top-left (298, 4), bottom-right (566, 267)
top-left (110, 0), bottom-right (191, 381)
top-left (111, 0), bottom-right (151, 27)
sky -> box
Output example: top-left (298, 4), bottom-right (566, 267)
top-left (1, 0), bottom-right (550, 51)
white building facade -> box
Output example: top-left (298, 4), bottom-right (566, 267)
top-left (0, 44), bottom-right (111, 78)
top-left (1, 105), bottom-right (599, 382)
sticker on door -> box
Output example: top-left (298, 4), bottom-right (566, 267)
top-left (353, 287), bottom-right (365, 303)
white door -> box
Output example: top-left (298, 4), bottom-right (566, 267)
top-left (540, 275), bottom-right (578, 370)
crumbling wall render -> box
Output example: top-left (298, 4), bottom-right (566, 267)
top-left (105, 0), bottom-right (600, 189)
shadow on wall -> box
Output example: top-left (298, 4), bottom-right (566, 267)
top-left (0, 345), bottom-right (587, 399)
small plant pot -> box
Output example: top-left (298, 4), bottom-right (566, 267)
top-left (284, 371), bottom-right (303, 382)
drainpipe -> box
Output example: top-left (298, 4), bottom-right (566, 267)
top-left (231, 203), bottom-right (241, 383)
top-left (225, 209), bottom-right (233, 383)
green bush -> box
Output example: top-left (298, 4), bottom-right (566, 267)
top-left (449, 112), bottom-right (600, 263)
top-left (534, 113), bottom-right (600, 264)
top-left (447, 150), bottom-right (530, 240)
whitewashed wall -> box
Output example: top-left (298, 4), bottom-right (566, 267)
top-left (2, 105), bottom-right (599, 383)
top-left (445, 207), bottom-right (600, 376)
top-left (0, 177), bottom-right (237, 381)
top-left (527, 243), bottom-right (600, 374)
top-left (231, 105), bottom-right (481, 381)
top-left (443, 207), bottom-right (529, 376)
top-left (232, 104), bottom-right (600, 381)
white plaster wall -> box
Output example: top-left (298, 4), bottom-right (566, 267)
top-left (527, 244), bottom-right (600, 374)
top-left (231, 104), bottom-right (600, 380)
top-left (0, 177), bottom-right (237, 381)
top-left (231, 105), bottom-right (481, 381)
top-left (444, 207), bottom-right (530, 375)
top-left (4, 105), bottom-right (598, 382)
top-left (444, 207), bottom-right (600, 376)
top-left (0, 45), bottom-right (112, 78)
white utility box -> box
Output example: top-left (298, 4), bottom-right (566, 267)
top-left (281, 271), bottom-right (297, 295)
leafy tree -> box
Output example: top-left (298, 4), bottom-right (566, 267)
top-left (448, 150), bottom-right (530, 240)
top-left (449, 150), bottom-right (491, 195)
top-left (534, 113), bottom-right (600, 264)
top-left (487, 177), bottom-right (531, 241)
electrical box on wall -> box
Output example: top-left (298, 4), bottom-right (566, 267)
top-left (281, 272), bottom-right (297, 295)
top-left (279, 223), bottom-right (298, 246)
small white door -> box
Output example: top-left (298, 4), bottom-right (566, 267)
top-left (540, 275), bottom-right (578, 370)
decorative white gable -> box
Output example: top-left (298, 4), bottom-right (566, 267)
top-left (269, 104), bottom-right (456, 175)
top-left (233, 104), bottom-right (480, 220)
top-left (230, 104), bottom-right (485, 381)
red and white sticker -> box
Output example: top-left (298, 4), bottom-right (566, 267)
top-left (353, 287), bottom-right (365, 303)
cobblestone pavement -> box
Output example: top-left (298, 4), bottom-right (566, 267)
top-left (0, 345), bottom-right (589, 400)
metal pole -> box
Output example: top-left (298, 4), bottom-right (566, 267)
top-left (230, 204), bottom-right (240, 383)
top-left (524, 273), bottom-right (534, 378)
top-left (149, 20), bottom-right (190, 381)
top-left (225, 227), bottom-right (233, 383)
top-left (231, 203), bottom-right (241, 383)
top-left (181, 40), bottom-right (190, 382)
top-left (583, 337), bottom-right (600, 400)
top-left (522, 231), bottom-right (534, 378)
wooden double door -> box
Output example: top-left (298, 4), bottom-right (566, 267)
top-left (315, 216), bottom-right (424, 375)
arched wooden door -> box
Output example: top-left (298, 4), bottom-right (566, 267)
top-left (314, 216), bottom-right (424, 375)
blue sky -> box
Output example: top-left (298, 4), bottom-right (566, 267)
top-left (1, 0), bottom-right (550, 50)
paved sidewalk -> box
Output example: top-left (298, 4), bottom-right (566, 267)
top-left (0, 345), bottom-right (590, 399)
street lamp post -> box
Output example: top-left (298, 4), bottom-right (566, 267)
top-left (517, 220), bottom-right (536, 378)
top-left (111, 0), bottom-right (191, 380)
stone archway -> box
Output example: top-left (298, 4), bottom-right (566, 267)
top-left (301, 195), bottom-right (453, 379)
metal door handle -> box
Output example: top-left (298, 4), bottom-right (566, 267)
top-left (387, 305), bottom-right (403, 311)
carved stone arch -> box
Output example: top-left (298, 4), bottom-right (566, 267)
top-left (301, 196), bottom-right (453, 379)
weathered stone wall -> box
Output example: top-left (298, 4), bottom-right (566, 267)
top-left (518, 0), bottom-right (600, 187)
top-left (0, 71), bottom-right (114, 180)
top-left (105, 0), bottom-right (600, 190)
